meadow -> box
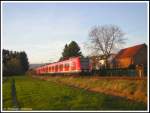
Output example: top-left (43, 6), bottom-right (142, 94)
top-left (3, 75), bottom-right (147, 111)
top-left (37, 75), bottom-right (147, 104)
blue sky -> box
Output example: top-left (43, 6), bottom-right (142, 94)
top-left (2, 2), bottom-right (148, 64)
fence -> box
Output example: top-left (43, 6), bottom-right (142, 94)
top-left (92, 68), bottom-right (147, 77)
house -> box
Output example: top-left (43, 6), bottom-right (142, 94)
top-left (107, 53), bottom-right (117, 68)
top-left (89, 54), bottom-right (116, 70)
top-left (112, 43), bottom-right (147, 68)
top-left (89, 55), bottom-right (102, 70)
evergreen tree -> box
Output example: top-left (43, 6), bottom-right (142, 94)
top-left (62, 44), bottom-right (69, 59)
top-left (60, 41), bottom-right (83, 61)
top-left (7, 57), bottom-right (23, 75)
top-left (20, 52), bottom-right (29, 72)
top-left (68, 41), bottom-right (82, 57)
top-left (3, 49), bottom-right (10, 64)
top-left (2, 49), bottom-right (29, 76)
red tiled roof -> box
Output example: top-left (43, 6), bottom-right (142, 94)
top-left (115, 43), bottom-right (147, 59)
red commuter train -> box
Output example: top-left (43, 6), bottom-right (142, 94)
top-left (35, 57), bottom-right (92, 75)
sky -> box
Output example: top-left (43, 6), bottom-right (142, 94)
top-left (2, 2), bottom-right (148, 64)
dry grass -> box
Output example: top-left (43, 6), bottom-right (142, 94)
top-left (33, 75), bottom-right (147, 104)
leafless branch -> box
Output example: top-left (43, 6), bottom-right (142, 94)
top-left (87, 25), bottom-right (126, 58)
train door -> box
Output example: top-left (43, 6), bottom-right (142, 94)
top-left (70, 61), bottom-right (76, 71)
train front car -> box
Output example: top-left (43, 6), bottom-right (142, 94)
top-left (79, 57), bottom-right (92, 74)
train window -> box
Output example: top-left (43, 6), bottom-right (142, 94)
top-left (55, 65), bottom-right (58, 72)
top-left (46, 67), bottom-right (48, 72)
top-left (53, 66), bottom-right (55, 72)
top-left (58, 65), bottom-right (60, 71)
top-left (49, 66), bottom-right (51, 72)
top-left (62, 64), bottom-right (63, 70)
top-left (71, 62), bottom-right (76, 70)
top-left (59, 64), bottom-right (63, 71)
top-left (64, 63), bottom-right (69, 71)
top-left (59, 65), bottom-right (61, 71)
top-left (52, 66), bottom-right (54, 72)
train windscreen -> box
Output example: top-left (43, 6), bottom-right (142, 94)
top-left (80, 58), bottom-right (90, 70)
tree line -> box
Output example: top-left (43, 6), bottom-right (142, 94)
top-left (3, 49), bottom-right (29, 76)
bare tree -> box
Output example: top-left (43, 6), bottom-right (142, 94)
top-left (88, 25), bottom-right (126, 67)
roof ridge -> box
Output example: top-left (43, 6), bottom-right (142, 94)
top-left (122, 43), bottom-right (146, 50)
top-left (114, 43), bottom-right (146, 59)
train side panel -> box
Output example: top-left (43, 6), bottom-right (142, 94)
top-left (35, 57), bottom-right (91, 75)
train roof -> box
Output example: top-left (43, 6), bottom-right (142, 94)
top-left (35, 56), bottom-right (82, 69)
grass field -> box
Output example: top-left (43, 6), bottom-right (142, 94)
top-left (3, 75), bottom-right (147, 111)
top-left (36, 75), bottom-right (147, 104)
